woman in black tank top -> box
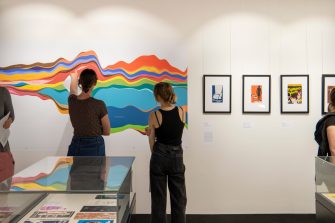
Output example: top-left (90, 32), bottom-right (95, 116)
top-left (154, 106), bottom-right (184, 146)
top-left (147, 82), bottom-right (187, 223)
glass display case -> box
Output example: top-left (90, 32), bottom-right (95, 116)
top-left (0, 156), bottom-right (135, 223)
top-left (315, 156), bottom-right (335, 222)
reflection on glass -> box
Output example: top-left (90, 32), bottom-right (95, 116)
top-left (0, 156), bottom-right (134, 192)
top-left (0, 193), bottom-right (45, 222)
top-left (67, 157), bottom-right (106, 191)
top-left (316, 156), bottom-right (335, 193)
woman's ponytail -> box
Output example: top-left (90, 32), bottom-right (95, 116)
top-left (169, 92), bottom-right (177, 104)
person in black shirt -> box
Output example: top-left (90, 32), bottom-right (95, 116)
top-left (147, 82), bottom-right (187, 223)
top-left (315, 88), bottom-right (335, 156)
top-left (325, 89), bottom-right (335, 156)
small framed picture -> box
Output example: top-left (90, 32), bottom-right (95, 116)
top-left (322, 75), bottom-right (335, 114)
top-left (242, 75), bottom-right (271, 113)
top-left (203, 75), bottom-right (231, 113)
top-left (280, 75), bottom-right (309, 113)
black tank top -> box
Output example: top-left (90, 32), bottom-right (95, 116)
top-left (155, 106), bottom-right (184, 146)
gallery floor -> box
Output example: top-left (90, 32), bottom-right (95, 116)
top-left (131, 214), bottom-right (315, 223)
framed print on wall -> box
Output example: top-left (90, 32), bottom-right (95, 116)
top-left (322, 75), bottom-right (335, 114)
top-left (280, 75), bottom-right (309, 114)
top-left (242, 75), bottom-right (271, 113)
top-left (203, 75), bottom-right (231, 113)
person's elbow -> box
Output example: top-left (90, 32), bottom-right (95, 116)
top-left (330, 146), bottom-right (335, 156)
top-left (101, 115), bottom-right (111, 136)
top-left (103, 131), bottom-right (110, 136)
top-left (102, 127), bottom-right (110, 136)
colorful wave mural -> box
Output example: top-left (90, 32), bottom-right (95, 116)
top-left (0, 51), bottom-right (188, 134)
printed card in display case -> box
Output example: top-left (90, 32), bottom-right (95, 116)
top-left (30, 211), bottom-right (74, 219)
top-left (74, 212), bottom-right (117, 220)
top-left (80, 206), bottom-right (119, 212)
top-left (323, 193), bottom-right (335, 203)
top-left (24, 220), bottom-right (69, 223)
top-left (77, 220), bottom-right (114, 223)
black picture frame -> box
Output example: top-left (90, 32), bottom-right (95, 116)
top-left (242, 75), bottom-right (271, 114)
top-left (322, 74), bottom-right (335, 115)
top-left (280, 75), bottom-right (309, 114)
top-left (203, 75), bottom-right (232, 113)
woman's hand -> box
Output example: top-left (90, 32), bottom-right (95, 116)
top-left (3, 117), bottom-right (12, 129)
top-left (70, 72), bottom-right (78, 79)
top-left (70, 66), bottom-right (86, 79)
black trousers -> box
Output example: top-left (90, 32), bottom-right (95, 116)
top-left (150, 142), bottom-right (187, 223)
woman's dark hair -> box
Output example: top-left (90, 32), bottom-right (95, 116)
top-left (79, 69), bottom-right (98, 93)
top-left (154, 82), bottom-right (177, 104)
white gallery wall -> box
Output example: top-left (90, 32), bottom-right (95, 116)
top-left (1, 0), bottom-right (335, 214)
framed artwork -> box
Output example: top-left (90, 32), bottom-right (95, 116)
top-left (322, 75), bottom-right (335, 114)
top-left (280, 75), bottom-right (309, 113)
top-left (242, 75), bottom-right (271, 113)
top-left (203, 75), bottom-right (231, 113)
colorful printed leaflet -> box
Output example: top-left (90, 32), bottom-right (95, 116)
top-left (323, 193), bottom-right (335, 203)
top-left (74, 212), bottom-right (116, 220)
